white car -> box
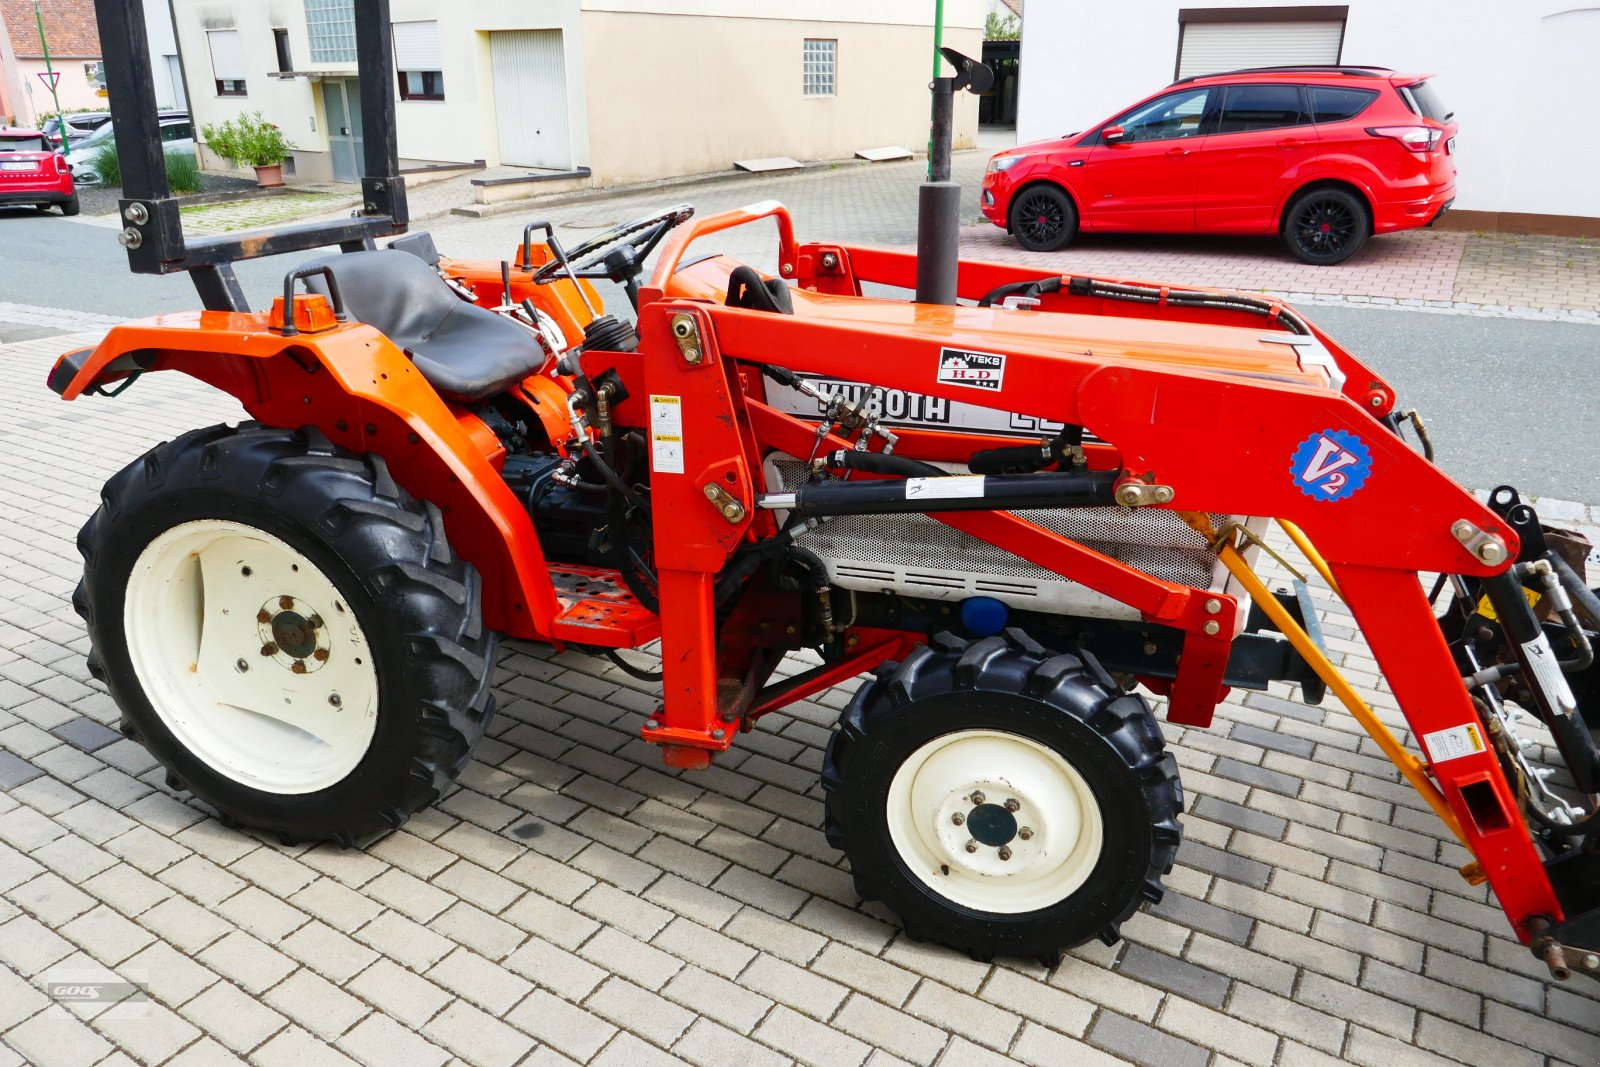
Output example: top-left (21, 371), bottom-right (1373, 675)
top-left (66, 116), bottom-right (194, 185)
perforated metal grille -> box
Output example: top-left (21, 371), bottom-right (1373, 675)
top-left (771, 457), bottom-right (1228, 590)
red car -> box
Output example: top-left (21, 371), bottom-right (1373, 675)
top-left (981, 66), bottom-right (1457, 265)
top-left (0, 127), bottom-right (80, 216)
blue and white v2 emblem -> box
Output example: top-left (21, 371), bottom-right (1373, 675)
top-left (1290, 429), bottom-right (1371, 501)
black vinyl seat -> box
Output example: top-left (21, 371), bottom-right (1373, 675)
top-left (299, 249), bottom-right (542, 403)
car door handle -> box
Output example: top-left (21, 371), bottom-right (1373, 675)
top-left (1069, 160), bottom-right (1084, 167)
top-left (1165, 146), bottom-right (1190, 157)
top-left (1276, 138), bottom-right (1305, 149)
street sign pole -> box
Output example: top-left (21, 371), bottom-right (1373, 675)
top-left (34, 1), bottom-right (68, 151)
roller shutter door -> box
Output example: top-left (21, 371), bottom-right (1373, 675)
top-left (1177, 21), bottom-right (1343, 80)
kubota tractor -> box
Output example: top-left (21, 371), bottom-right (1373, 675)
top-left (52, 3), bottom-right (1599, 975)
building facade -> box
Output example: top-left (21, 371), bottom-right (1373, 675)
top-left (1016, 1), bottom-right (1600, 230)
top-left (1, 0), bottom-right (103, 124)
top-left (169, 0), bottom-right (982, 186)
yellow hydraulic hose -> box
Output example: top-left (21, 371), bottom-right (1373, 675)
top-left (1278, 519), bottom-right (1344, 600)
top-left (1183, 514), bottom-right (1469, 847)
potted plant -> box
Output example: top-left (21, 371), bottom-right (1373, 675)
top-left (200, 112), bottom-right (294, 187)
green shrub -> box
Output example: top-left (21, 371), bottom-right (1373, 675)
top-left (90, 143), bottom-right (120, 186)
top-left (165, 150), bottom-right (201, 194)
top-left (86, 146), bottom-right (201, 193)
top-left (201, 111), bottom-right (294, 168)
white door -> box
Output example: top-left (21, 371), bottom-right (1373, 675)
top-left (490, 30), bottom-right (571, 169)
top-left (1177, 21), bottom-right (1343, 80)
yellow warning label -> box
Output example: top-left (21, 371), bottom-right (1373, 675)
top-left (1473, 588), bottom-right (1540, 623)
top-left (1422, 722), bottom-right (1486, 764)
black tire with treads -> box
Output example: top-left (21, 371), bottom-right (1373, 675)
top-left (822, 629), bottom-right (1182, 965)
top-left (75, 422), bottom-right (495, 845)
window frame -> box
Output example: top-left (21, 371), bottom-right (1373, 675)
top-left (398, 69), bottom-right (445, 102)
top-left (215, 79), bottom-right (247, 97)
top-left (1210, 83), bottom-right (1309, 136)
top-left (802, 38), bottom-right (837, 98)
top-left (1097, 86), bottom-right (1215, 144)
top-left (274, 28), bottom-right (294, 73)
top-left (1307, 85), bottom-right (1378, 124)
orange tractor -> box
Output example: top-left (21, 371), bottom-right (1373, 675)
top-left (54, 2), bottom-right (1599, 973)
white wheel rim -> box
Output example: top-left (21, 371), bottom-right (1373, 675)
top-left (123, 519), bottom-right (380, 795)
top-left (885, 729), bottom-right (1104, 914)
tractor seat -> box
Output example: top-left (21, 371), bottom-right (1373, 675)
top-left (299, 249), bottom-right (542, 403)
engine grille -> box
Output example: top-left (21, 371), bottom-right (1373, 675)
top-left (768, 455), bottom-right (1245, 618)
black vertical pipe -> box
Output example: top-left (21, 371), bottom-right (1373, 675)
top-left (916, 77), bottom-right (959, 305)
top-left (353, 0), bottom-right (408, 226)
top-left (95, 0), bottom-right (167, 200)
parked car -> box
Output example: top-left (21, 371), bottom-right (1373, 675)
top-left (980, 66), bottom-right (1458, 264)
top-left (65, 115), bottom-right (195, 185)
top-left (0, 127), bottom-right (78, 215)
top-left (39, 111), bottom-right (112, 149)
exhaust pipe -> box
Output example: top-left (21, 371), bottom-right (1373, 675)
top-left (915, 48), bottom-right (993, 305)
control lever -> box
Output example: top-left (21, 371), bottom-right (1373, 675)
top-left (524, 219), bottom-right (598, 321)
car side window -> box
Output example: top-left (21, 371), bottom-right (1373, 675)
top-left (1309, 87), bottom-right (1379, 123)
top-left (1216, 84), bottom-right (1306, 134)
top-left (1107, 87), bottom-right (1212, 143)
top-left (160, 123), bottom-right (194, 142)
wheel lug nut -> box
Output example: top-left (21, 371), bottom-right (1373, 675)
top-left (279, 595), bottom-right (294, 610)
top-left (235, 658), bottom-right (249, 672)
top-left (970, 791), bottom-right (985, 805)
top-left (1004, 798), bottom-right (1020, 812)
top-left (964, 840), bottom-right (978, 853)
top-left (313, 649), bottom-right (329, 662)
top-left (256, 610), bottom-right (271, 624)
top-left (998, 846), bottom-right (1012, 861)
top-left (328, 694), bottom-right (341, 707)
top-left (307, 615), bottom-right (323, 629)
top-left (261, 643), bottom-right (278, 656)
top-left (1018, 827), bottom-right (1033, 840)
top-left (951, 812), bottom-right (965, 826)
top-left (290, 661), bottom-right (307, 674)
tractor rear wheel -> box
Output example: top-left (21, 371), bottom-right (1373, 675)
top-left (822, 630), bottom-right (1181, 965)
top-left (76, 423), bottom-right (495, 845)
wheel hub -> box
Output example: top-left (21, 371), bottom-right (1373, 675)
top-left (965, 802), bottom-right (1019, 847)
top-left (257, 595), bottom-right (330, 673)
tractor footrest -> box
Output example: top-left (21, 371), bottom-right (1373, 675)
top-left (548, 564), bottom-right (661, 647)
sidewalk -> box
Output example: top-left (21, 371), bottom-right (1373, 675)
top-left (0, 317), bottom-right (1598, 1066)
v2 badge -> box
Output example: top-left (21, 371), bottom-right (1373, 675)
top-left (1290, 428), bottom-right (1372, 502)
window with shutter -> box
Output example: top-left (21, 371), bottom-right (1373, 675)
top-left (394, 21), bottom-right (445, 100)
top-left (207, 30), bottom-right (247, 96)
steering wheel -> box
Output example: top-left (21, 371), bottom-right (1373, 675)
top-left (533, 204), bottom-right (696, 286)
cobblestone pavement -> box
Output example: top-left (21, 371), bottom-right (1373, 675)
top-left (3, 286), bottom-right (1600, 1067)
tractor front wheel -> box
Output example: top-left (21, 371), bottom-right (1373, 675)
top-left (76, 423), bottom-right (495, 845)
top-left (823, 630), bottom-right (1181, 964)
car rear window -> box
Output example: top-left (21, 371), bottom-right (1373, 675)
top-left (0, 136), bottom-right (48, 152)
top-left (1216, 84), bottom-right (1305, 133)
top-left (1308, 87), bottom-right (1379, 124)
top-left (1400, 80), bottom-right (1453, 122)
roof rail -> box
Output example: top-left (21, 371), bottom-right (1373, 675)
top-left (1172, 65), bottom-right (1396, 85)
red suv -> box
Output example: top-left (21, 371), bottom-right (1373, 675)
top-left (0, 127), bottom-right (80, 216)
top-left (981, 66), bottom-right (1457, 264)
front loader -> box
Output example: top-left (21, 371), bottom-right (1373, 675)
top-left (50, 0), bottom-right (1600, 978)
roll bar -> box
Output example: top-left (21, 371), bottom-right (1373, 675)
top-left (93, 0), bottom-right (409, 311)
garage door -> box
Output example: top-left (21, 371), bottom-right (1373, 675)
top-left (490, 30), bottom-right (571, 170)
top-left (1177, 21), bottom-right (1343, 80)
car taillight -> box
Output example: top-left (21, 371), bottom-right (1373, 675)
top-left (1365, 125), bottom-right (1442, 153)
top-left (52, 154), bottom-right (68, 175)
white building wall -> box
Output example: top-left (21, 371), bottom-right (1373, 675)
top-left (142, 0), bottom-right (182, 110)
top-left (171, 0), bottom-right (980, 183)
top-left (1016, 0), bottom-right (1600, 219)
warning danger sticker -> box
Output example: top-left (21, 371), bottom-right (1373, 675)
top-left (937, 347), bottom-right (1006, 391)
top-left (1422, 722), bottom-right (1487, 764)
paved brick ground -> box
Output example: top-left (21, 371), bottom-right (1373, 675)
top-left (2, 296), bottom-right (1599, 1067)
